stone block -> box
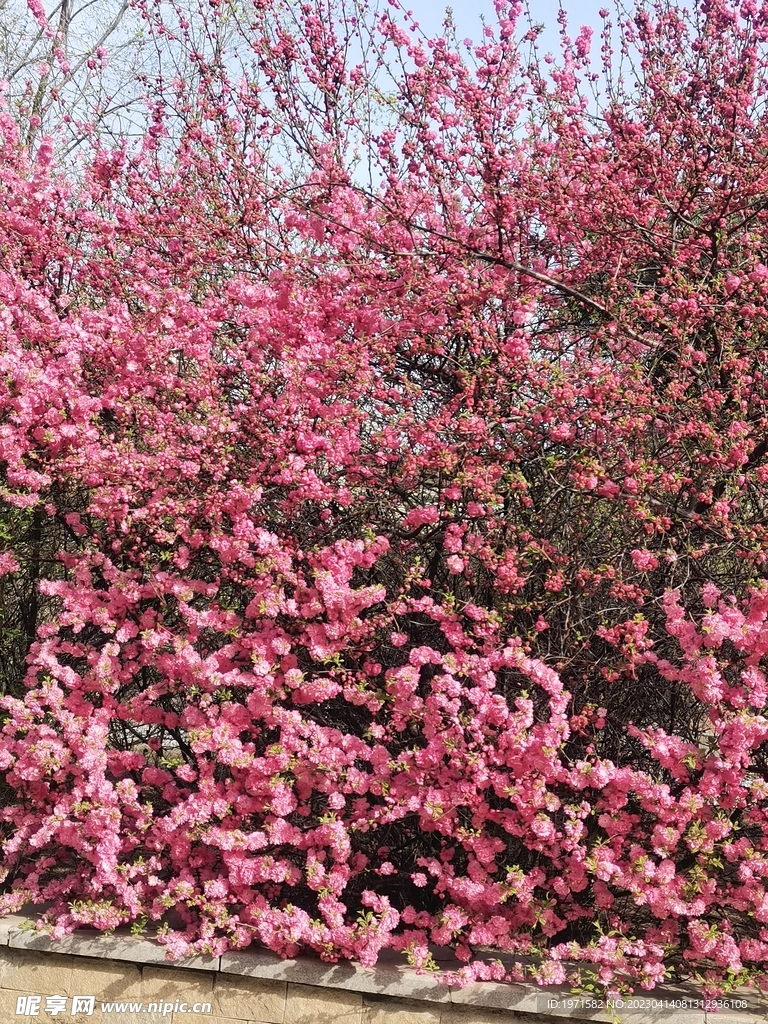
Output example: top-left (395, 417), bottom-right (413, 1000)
top-left (448, 981), bottom-right (542, 1014)
top-left (142, 965), bottom-right (215, 1004)
top-left (220, 950), bottom-right (451, 1003)
top-left (173, 1017), bottom-right (250, 1024)
top-left (76, 1010), bottom-right (167, 1024)
top-left (214, 973), bottom-right (286, 1023)
top-left (70, 956), bottom-right (143, 1002)
top-left (286, 982), bottom-right (362, 1024)
top-left (441, 1003), bottom-right (519, 1024)
top-left (362, 992), bottom-right (441, 1024)
top-left (0, 948), bottom-right (73, 995)
top-left (8, 925), bottom-right (219, 970)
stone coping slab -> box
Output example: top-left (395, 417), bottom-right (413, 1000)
top-left (2, 916), bottom-right (219, 971)
top-left (1, 915), bottom-right (767, 1022)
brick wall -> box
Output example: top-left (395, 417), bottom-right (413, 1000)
top-left (0, 947), bottom-right (517, 1024)
top-left (2, 917), bottom-right (765, 1024)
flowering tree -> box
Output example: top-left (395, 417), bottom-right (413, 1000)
top-left (4, 0), bottom-right (768, 1000)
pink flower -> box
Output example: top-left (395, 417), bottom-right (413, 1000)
top-left (575, 25), bottom-right (593, 58)
top-left (27, 0), bottom-right (47, 27)
top-left (630, 549), bottom-right (659, 571)
top-left (402, 506), bottom-right (439, 530)
top-left (0, 552), bottom-right (19, 576)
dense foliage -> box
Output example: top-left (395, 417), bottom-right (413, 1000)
top-left (3, 0), bottom-right (768, 999)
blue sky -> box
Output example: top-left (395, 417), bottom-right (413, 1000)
top-left (400, 0), bottom-right (606, 49)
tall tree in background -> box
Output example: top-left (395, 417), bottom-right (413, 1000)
top-left (3, 0), bottom-right (768, 999)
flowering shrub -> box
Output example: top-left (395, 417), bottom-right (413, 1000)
top-left (4, 0), bottom-right (768, 1001)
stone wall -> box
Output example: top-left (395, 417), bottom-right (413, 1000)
top-left (0, 946), bottom-right (513, 1024)
top-left (1, 916), bottom-right (766, 1024)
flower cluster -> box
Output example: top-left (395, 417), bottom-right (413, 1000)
top-left (3, 0), bottom-right (768, 1002)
